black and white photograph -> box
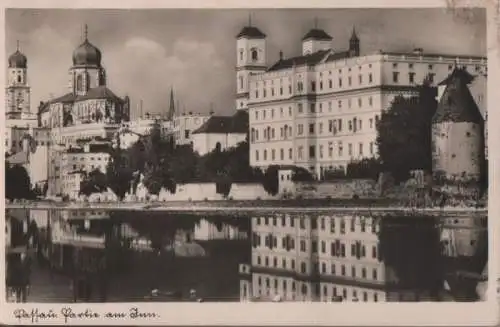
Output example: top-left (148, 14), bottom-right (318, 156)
top-left (1, 2), bottom-right (497, 326)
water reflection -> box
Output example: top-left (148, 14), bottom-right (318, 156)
top-left (5, 208), bottom-right (487, 303)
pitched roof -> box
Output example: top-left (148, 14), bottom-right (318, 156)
top-left (236, 26), bottom-right (266, 39)
top-left (192, 110), bottom-right (248, 135)
top-left (302, 29), bottom-right (333, 41)
top-left (432, 68), bottom-right (484, 124)
top-left (75, 86), bottom-right (124, 103)
top-left (438, 67), bottom-right (474, 86)
top-left (267, 49), bottom-right (330, 72)
top-left (38, 86), bottom-right (124, 114)
top-left (7, 151), bottom-right (29, 165)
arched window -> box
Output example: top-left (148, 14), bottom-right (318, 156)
top-left (215, 142), bottom-right (222, 152)
top-left (17, 75), bottom-right (21, 83)
top-left (76, 75), bottom-right (83, 92)
top-left (239, 76), bottom-right (244, 90)
top-left (251, 48), bottom-right (258, 61)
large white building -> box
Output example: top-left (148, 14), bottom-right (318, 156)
top-left (237, 23), bottom-right (487, 178)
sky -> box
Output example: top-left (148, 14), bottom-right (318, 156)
top-left (5, 8), bottom-right (486, 118)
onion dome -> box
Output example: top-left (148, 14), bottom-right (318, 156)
top-left (8, 49), bottom-right (27, 68)
top-left (72, 25), bottom-right (102, 66)
top-left (302, 29), bottom-right (332, 41)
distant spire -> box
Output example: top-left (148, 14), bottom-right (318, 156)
top-left (350, 26), bottom-right (359, 40)
top-left (167, 87), bottom-right (175, 121)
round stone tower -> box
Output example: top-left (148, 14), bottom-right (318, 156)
top-left (431, 67), bottom-right (485, 184)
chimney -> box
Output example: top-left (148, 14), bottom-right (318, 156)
top-left (279, 50), bottom-right (283, 61)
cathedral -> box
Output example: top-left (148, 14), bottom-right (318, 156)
top-left (38, 25), bottom-right (130, 145)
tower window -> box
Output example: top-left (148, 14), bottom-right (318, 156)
top-left (251, 49), bottom-right (258, 61)
top-left (76, 74), bottom-right (83, 92)
top-left (17, 75), bottom-right (21, 83)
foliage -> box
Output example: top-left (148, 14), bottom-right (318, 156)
top-left (262, 165), bottom-right (280, 196)
top-left (105, 149), bottom-right (134, 200)
top-left (5, 163), bottom-right (35, 200)
top-left (378, 215), bottom-right (444, 295)
top-left (79, 169), bottom-right (108, 196)
top-left (376, 83), bottom-right (437, 182)
top-left (291, 166), bottom-right (315, 182)
top-left (346, 158), bottom-right (382, 180)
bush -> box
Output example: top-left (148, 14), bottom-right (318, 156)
top-left (291, 166), bottom-right (315, 182)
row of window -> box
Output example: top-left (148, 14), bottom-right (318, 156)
top-left (253, 97), bottom-right (376, 122)
top-left (251, 115), bottom-right (380, 144)
top-left (254, 141), bottom-right (376, 162)
top-left (252, 73), bottom-right (375, 100)
top-left (6, 140), bottom-right (51, 147)
top-left (249, 279), bottom-right (381, 302)
top-left (255, 216), bottom-right (379, 233)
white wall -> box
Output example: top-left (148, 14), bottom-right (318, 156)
top-left (192, 132), bottom-right (247, 156)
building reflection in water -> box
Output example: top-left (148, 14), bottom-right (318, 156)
top-left (5, 208), bottom-right (486, 302)
top-left (240, 213), bottom-right (487, 303)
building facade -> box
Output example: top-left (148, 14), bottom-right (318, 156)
top-left (241, 213), bottom-right (390, 302)
top-left (240, 23), bottom-right (487, 179)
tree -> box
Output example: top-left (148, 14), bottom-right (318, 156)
top-left (291, 166), bottom-right (315, 182)
top-left (262, 165), bottom-right (280, 196)
top-left (376, 83), bottom-right (437, 182)
top-left (106, 150), bottom-right (134, 200)
top-left (346, 158), bottom-right (383, 180)
top-left (5, 163), bottom-right (34, 200)
top-left (79, 169), bottom-right (108, 196)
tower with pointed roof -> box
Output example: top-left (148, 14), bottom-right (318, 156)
top-left (431, 67), bottom-right (485, 183)
top-left (69, 24), bottom-right (107, 96)
top-left (6, 41), bottom-right (31, 118)
top-left (236, 15), bottom-right (267, 111)
top-left (302, 19), bottom-right (333, 55)
top-left (167, 87), bottom-right (175, 121)
top-left (349, 27), bottom-right (360, 57)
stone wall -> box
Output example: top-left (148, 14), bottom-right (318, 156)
top-left (294, 179), bottom-right (379, 199)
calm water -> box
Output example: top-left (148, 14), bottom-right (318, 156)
top-left (5, 208), bottom-right (488, 303)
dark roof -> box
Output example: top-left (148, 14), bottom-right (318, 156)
top-left (267, 49), bottom-right (330, 72)
top-left (38, 86), bottom-right (124, 114)
top-left (75, 86), bottom-right (124, 103)
top-left (438, 67), bottom-right (474, 86)
top-left (302, 29), bottom-right (333, 41)
top-left (192, 110), bottom-right (248, 135)
top-left (236, 26), bottom-right (266, 39)
top-left (9, 50), bottom-right (28, 68)
top-left (432, 68), bottom-right (484, 124)
top-left (325, 51), bottom-right (351, 62)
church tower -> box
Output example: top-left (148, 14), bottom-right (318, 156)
top-left (69, 24), bottom-right (106, 96)
top-left (301, 19), bottom-right (333, 55)
top-left (6, 41), bottom-right (31, 119)
top-left (236, 16), bottom-right (267, 111)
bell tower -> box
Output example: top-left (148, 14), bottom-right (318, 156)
top-left (6, 40), bottom-right (31, 119)
top-left (235, 15), bottom-right (267, 111)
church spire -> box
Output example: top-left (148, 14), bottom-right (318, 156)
top-left (167, 87), bottom-right (175, 121)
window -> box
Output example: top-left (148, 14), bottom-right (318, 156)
top-left (239, 49), bottom-right (243, 61)
top-left (309, 145), bottom-right (315, 159)
top-left (362, 267), bottom-right (367, 278)
top-left (329, 79), bottom-right (333, 88)
top-left (348, 76), bottom-right (352, 86)
top-left (428, 64), bottom-right (433, 70)
top-left (373, 269), bottom-right (378, 280)
top-left (409, 63), bottom-right (414, 69)
top-left (311, 81), bottom-right (316, 91)
top-left (298, 146), bottom-right (303, 159)
top-left (309, 123), bottom-right (315, 134)
top-left (289, 148), bottom-right (293, 159)
top-left (271, 149), bottom-right (275, 160)
top-left (263, 150), bottom-right (267, 161)
top-left (358, 98), bottom-right (362, 107)
top-left (351, 266), bottom-right (356, 277)
top-left (341, 265), bottom-right (346, 276)
top-left (370, 142), bottom-right (374, 154)
top-left (319, 145), bottom-right (324, 158)
top-left (372, 245), bottom-right (377, 258)
top-left (359, 143), bottom-right (363, 156)
top-left (298, 103), bottom-right (303, 113)
top-left (280, 148), bottom-right (284, 160)
top-left (338, 78), bottom-right (342, 88)
top-left (239, 76), bottom-right (244, 89)
top-left (392, 63), bottom-right (398, 68)
top-left (409, 72), bottom-right (415, 84)
top-left (369, 73), bottom-right (373, 83)
top-left (298, 124), bottom-right (304, 135)
top-left (369, 97), bottom-right (373, 107)
top-left (393, 72), bottom-right (399, 83)
top-left (251, 49), bottom-right (258, 61)
top-left (358, 75), bottom-right (363, 84)
top-left (348, 143), bottom-right (352, 156)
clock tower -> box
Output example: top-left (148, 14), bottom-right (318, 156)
top-left (6, 41), bottom-right (31, 119)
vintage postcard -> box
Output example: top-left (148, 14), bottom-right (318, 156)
top-left (0, 0), bottom-right (498, 325)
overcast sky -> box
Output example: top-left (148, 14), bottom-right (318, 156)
top-left (6, 8), bottom-right (486, 117)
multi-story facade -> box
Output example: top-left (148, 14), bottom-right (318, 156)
top-left (241, 23), bottom-right (487, 178)
top-left (241, 213), bottom-right (389, 302)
